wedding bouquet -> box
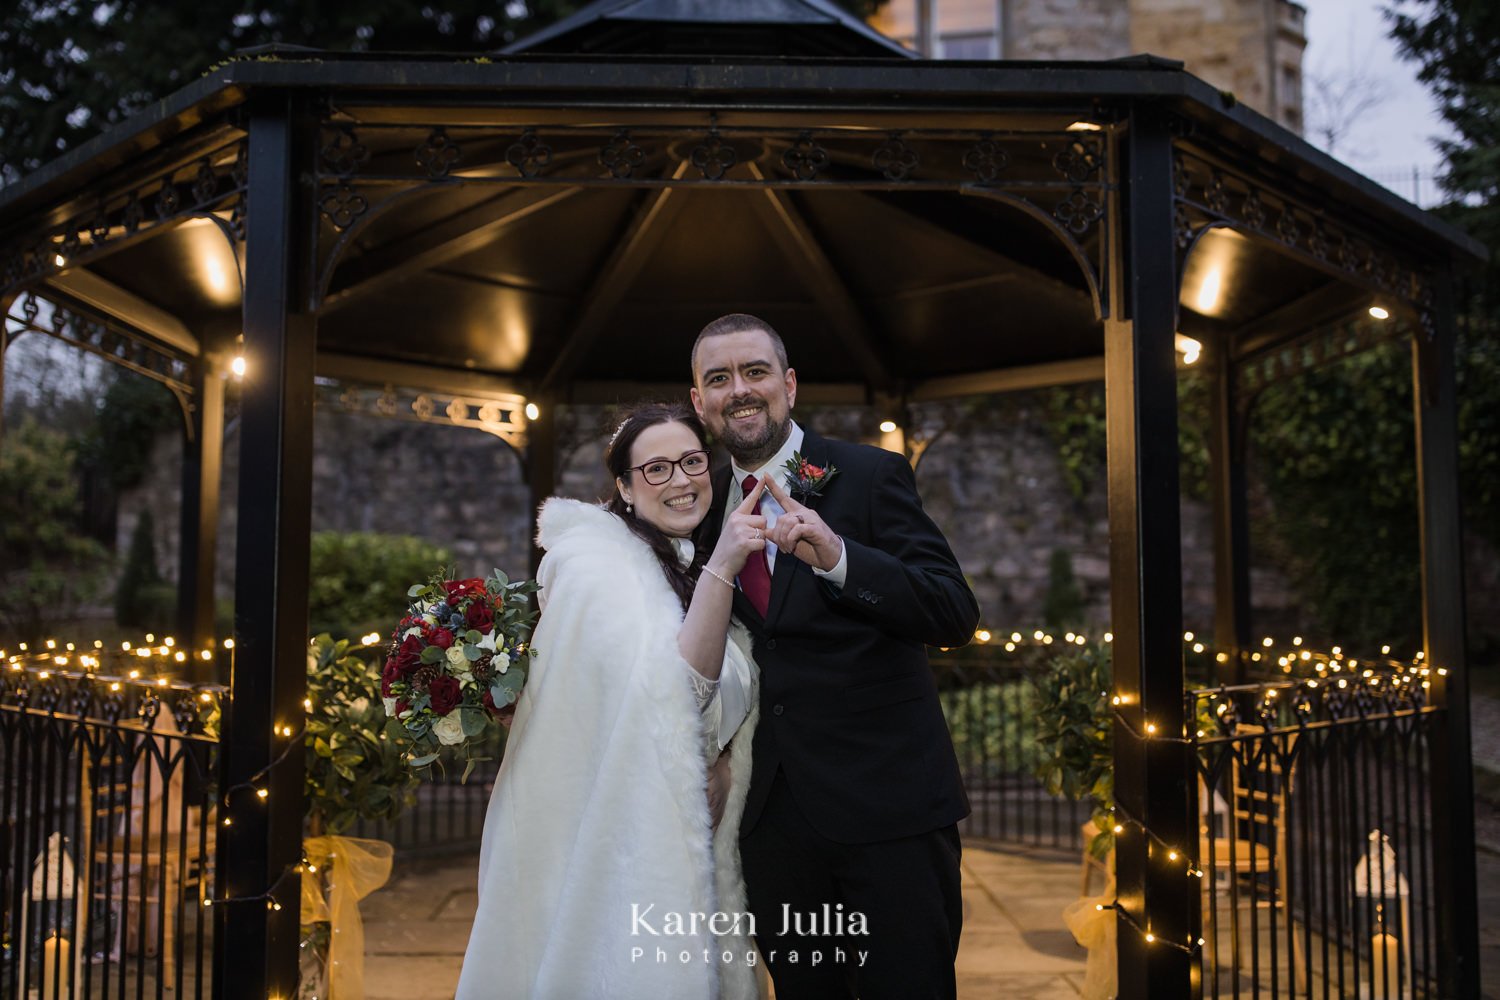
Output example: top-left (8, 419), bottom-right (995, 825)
top-left (381, 568), bottom-right (539, 779)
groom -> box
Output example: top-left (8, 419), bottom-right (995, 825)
top-left (693, 313), bottom-right (979, 1000)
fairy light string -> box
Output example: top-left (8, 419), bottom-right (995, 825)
top-left (7, 628), bottom-right (1441, 942)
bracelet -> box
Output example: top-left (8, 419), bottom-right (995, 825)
top-left (700, 565), bottom-right (736, 589)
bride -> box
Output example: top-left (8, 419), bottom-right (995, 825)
top-left (456, 402), bottom-right (766, 1000)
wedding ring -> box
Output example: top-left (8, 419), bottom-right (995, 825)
top-left (753, 529), bottom-right (763, 540)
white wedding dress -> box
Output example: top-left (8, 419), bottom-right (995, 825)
top-left (455, 499), bottom-right (761, 1000)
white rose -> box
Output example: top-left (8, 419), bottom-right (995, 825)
top-left (403, 627), bottom-right (421, 640)
top-left (445, 645), bottom-right (468, 667)
top-left (383, 696), bottom-right (397, 716)
top-left (433, 713), bottom-right (465, 746)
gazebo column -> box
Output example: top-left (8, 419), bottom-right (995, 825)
top-left (213, 94), bottom-right (314, 999)
top-left (0, 294), bottom-right (13, 445)
top-left (178, 353), bottom-right (226, 674)
top-left (1414, 272), bottom-right (1480, 998)
top-left (1208, 345), bottom-right (1252, 682)
top-left (526, 392), bottom-right (559, 573)
top-left (1105, 108), bottom-right (1197, 999)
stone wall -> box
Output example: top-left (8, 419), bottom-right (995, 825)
top-left (118, 392), bottom-right (1308, 638)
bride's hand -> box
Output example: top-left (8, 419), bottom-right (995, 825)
top-left (706, 477), bottom-right (767, 579)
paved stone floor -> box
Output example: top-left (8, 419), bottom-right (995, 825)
top-left (359, 843), bottom-right (1090, 999)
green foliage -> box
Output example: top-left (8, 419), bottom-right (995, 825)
top-left (76, 372), bottom-right (181, 493)
top-left (304, 634), bottom-right (421, 834)
top-left (1249, 340), bottom-right (1422, 649)
top-left (115, 509), bottom-right (175, 630)
top-left (1043, 548), bottom-right (1085, 628)
top-left (0, 420), bottom-right (111, 643)
top-left (941, 679), bottom-right (1044, 781)
top-left (307, 532), bottom-right (452, 638)
top-left (1043, 384), bottom-right (1107, 501)
top-left (1457, 325), bottom-right (1500, 542)
top-left (1, 0), bottom-right (888, 182)
top-left (1030, 640), bottom-right (1114, 858)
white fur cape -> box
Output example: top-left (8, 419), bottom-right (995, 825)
top-left (456, 499), bottom-right (761, 1000)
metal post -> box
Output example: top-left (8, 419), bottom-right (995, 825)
top-left (1413, 271), bottom-right (1479, 999)
top-left (0, 293), bottom-right (13, 446)
top-left (1208, 346), bottom-right (1252, 683)
top-left (213, 93), bottom-right (314, 1000)
top-left (1105, 106), bottom-right (1197, 1000)
top-left (178, 354), bottom-right (226, 674)
top-left (525, 392), bottom-right (558, 575)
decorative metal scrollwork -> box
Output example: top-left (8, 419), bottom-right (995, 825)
top-left (691, 129), bottom-right (737, 181)
top-left (1241, 189), bottom-right (1267, 230)
top-left (600, 130), bottom-right (646, 179)
top-left (1204, 172), bottom-right (1228, 214)
top-left (506, 129), bottom-right (553, 178)
top-left (962, 137), bottom-right (1009, 184)
top-left (320, 124), bottom-right (370, 176)
top-left (1174, 204), bottom-right (1194, 249)
top-left (318, 186), bottom-right (369, 232)
top-left (1338, 237), bottom-right (1360, 273)
top-left (154, 179), bottom-right (181, 220)
top-left (415, 127), bottom-right (462, 179)
top-left (873, 133), bottom-right (918, 182)
top-left (1172, 153), bottom-right (1190, 198)
top-left (1052, 138), bottom-right (1102, 184)
top-left (21, 292), bottom-right (39, 324)
top-left (782, 132), bottom-right (829, 182)
top-left (122, 193), bottom-right (145, 235)
top-left (88, 208), bottom-right (110, 245)
top-left (1275, 209), bottom-right (1300, 246)
top-left (1055, 190), bottom-right (1104, 235)
top-left (1308, 222), bottom-right (1330, 260)
top-left (192, 158), bottom-right (218, 204)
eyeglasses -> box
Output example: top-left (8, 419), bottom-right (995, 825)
top-left (628, 450), bottom-right (711, 485)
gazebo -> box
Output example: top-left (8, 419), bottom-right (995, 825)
top-left (0, 0), bottom-right (1483, 995)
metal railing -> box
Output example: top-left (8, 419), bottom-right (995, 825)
top-left (0, 660), bottom-right (222, 999)
top-left (933, 645), bottom-right (1091, 850)
top-left (1192, 669), bottom-right (1442, 998)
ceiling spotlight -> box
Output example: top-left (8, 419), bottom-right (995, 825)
top-left (879, 420), bottom-right (897, 433)
top-left (230, 355), bottom-right (247, 378)
top-left (1368, 305), bottom-right (1390, 320)
top-left (524, 402), bottom-right (540, 421)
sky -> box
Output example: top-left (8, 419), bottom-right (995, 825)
top-left (1301, 0), bottom-right (1453, 207)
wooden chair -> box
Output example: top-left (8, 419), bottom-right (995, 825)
top-left (1199, 724), bottom-right (1307, 994)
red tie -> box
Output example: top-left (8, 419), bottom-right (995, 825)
top-left (739, 474), bottom-right (771, 617)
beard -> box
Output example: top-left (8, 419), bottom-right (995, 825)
top-left (715, 396), bottom-right (792, 467)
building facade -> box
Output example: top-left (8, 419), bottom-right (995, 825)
top-left (871, 0), bottom-right (1307, 133)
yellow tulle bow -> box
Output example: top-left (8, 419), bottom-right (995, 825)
top-left (301, 835), bottom-right (394, 999)
top-left (1063, 874), bottom-right (1118, 1000)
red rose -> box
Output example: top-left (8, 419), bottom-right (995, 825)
top-left (381, 657), bottom-right (404, 696)
top-left (430, 628), bottom-right (455, 650)
top-left (394, 634), bottom-right (423, 674)
top-left (445, 578), bottom-right (486, 605)
top-left (466, 600), bottom-right (495, 634)
top-left (395, 699), bottom-right (410, 717)
top-left (428, 675), bottom-right (462, 716)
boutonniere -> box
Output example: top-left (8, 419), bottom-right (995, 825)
top-left (782, 451), bottom-right (838, 500)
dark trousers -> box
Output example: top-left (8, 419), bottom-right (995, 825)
top-left (739, 770), bottom-right (963, 1000)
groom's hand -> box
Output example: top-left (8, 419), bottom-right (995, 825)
top-left (763, 475), bottom-right (843, 572)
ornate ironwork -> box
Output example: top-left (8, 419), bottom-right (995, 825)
top-left (781, 132), bottom-right (829, 181)
top-left (0, 135), bottom-right (247, 299)
top-left (1051, 138), bottom-right (1102, 184)
top-left (872, 133), bottom-right (918, 182)
top-left (415, 127), bottom-right (462, 179)
top-left (5, 292), bottom-right (195, 404)
top-left (505, 128), bottom-right (553, 178)
top-left (317, 379), bottom-right (527, 447)
top-left (690, 128), bottom-right (738, 181)
top-left (599, 130), bottom-right (646, 179)
top-left (1054, 189), bottom-right (1104, 235)
top-left (961, 137), bottom-right (1009, 184)
top-left (318, 186), bottom-right (369, 231)
top-left (1237, 313), bottom-right (1414, 398)
top-left (319, 124), bottom-right (370, 176)
top-left (1172, 147), bottom-right (1428, 307)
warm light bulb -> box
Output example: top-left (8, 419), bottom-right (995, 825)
top-left (879, 420), bottom-right (898, 433)
top-left (256, 788), bottom-right (269, 799)
top-left (974, 630), bottom-right (991, 643)
top-left (1369, 305), bottom-right (1390, 320)
top-left (524, 402), bottom-right (540, 421)
top-left (231, 355), bottom-right (247, 378)
top-left (1183, 631), bottom-right (1194, 641)
top-left (1104, 632), bottom-right (1113, 643)
top-left (224, 638), bottom-right (236, 649)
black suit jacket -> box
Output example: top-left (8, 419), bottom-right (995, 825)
top-left (705, 427), bottom-right (979, 844)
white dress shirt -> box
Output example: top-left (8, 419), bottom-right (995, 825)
top-left (724, 421), bottom-right (848, 589)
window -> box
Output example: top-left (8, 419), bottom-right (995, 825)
top-left (939, 31), bottom-right (998, 60)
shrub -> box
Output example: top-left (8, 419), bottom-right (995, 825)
top-left (306, 532), bottom-right (452, 638)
